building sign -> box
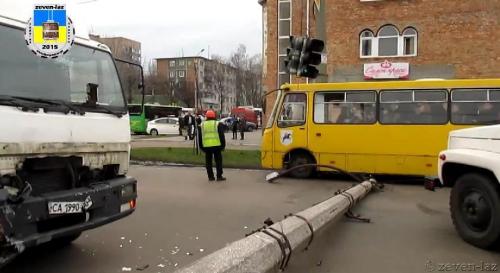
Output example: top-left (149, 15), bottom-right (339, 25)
top-left (364, 60), bottom-right (409, 80)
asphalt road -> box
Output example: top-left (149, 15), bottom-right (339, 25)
top-left (3, 166), bottom-right (498, 273)
top-left (131, 130), bottom-right (262, 150)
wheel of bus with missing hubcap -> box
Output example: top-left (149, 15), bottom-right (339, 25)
top-left (150, 129), bottom-right (158, 136)
top-left (288, 153), bottom-right (315, 179)
top-left (450, 173), bottom-right (500, 249)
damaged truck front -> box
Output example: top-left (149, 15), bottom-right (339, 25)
top-left (0, 16), bottom-right (138, 265)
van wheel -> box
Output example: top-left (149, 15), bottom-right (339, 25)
top-left (288, 153), bottom-right (315, 178)
top-left (150, 129), bottom-right (158, 136)
top-left (450, 173), bottom-right (500, 249)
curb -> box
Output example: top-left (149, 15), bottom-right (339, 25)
top-left (130, 160), bottom-right (263, 171)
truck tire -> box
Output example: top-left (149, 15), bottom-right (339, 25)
top-left (288, 153), bottom-right (315, 179)
top-left (450, 173), bottom-right (500, 249)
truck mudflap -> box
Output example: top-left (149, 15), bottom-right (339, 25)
top-left (0, 176), bottom-right (137, 264)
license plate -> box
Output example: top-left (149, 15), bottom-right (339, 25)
top-left (48, 202), bottom-right (84, 215)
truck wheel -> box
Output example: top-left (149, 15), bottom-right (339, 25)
top-left (450, 173), bottom-right (500, 249)
top-left (150, 129), bottom-right (158, 136)
top-left (288, 153), bottom-right (315, 179)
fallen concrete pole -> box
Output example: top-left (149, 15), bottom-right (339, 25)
top-left (174, 179), bottom-right (378, 273)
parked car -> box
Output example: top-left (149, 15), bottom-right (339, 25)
top-left (147, 117), bottom-right (179, 136)
top-left (231, 107), bottom-right (259, 128)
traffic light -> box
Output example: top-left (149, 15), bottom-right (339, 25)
top-left (284, 36), bottom-right (304, 74)
top-left (298, 38), bottom-right (324, 79)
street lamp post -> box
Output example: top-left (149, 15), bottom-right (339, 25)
top-left (193, 49), bottom-right (205, 155)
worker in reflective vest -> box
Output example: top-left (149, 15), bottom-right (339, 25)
top-left (198, 110), bottom-right (226, 181)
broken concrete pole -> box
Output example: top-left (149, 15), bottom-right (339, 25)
top-left (174, 180), bottom-right (376, 273)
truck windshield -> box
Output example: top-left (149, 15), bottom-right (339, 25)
top-left (0, 24), bottom-right (125, 112)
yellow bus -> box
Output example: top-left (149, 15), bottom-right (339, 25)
top-left (261, 79), bottom-right (500, 178)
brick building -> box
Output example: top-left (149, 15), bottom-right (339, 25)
top-left (258, 0), bottom-right (500, 113)
top-left (89, 35), bottom-right (141, 63)
top-left (156, 57), bottom-right (238, 113)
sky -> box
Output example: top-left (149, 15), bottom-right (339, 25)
top-left (1, 0), bottom-right (263, 63)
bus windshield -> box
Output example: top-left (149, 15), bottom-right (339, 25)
top-left (0, 24), bottom-right (125, 112)
top-left (128, 104), bottom-right (143, 115)
top-left (266, 90), bottom-right (282, 129)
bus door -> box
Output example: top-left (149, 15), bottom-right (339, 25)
top-left (273, 93), bottom-right (308, 167)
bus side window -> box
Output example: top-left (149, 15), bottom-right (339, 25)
top-left (278, 93), bottom-right (307, 127)
top-left (314, 91), bottom-right (376, 124)
top-left (380, 89), bottom-right (447, 124)
top-left (451, 89), bottom-right (500, 125)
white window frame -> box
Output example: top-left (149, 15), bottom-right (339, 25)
top-left (278, 0), bottom-right (292, 87)
top-left (169, 60), bottom-right (175, 67)
top-left (169, 71), bottom-right (175, 78)
top-left (359, 25), bottom-right (418, 58)
top-left (179, 60), bottom-right (185, 66)
top-left (359, 30), bottom-right (374, 57)
top-left (178, 70), bottom-right (185, 78)
top-left (402, 27), bottom-right (418, 57)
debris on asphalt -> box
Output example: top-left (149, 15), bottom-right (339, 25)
top-left (174, 263), bottom-right (178, 267)
top-left (186, 252), bottom-right (193, 256)
top-left (145, 233), bottom-right (148, 237)
top-left (129, 239), bottom-right (133, 244)
top-left (243, 226), bottom-right (248, 229)
top-left (199, 248), bottom-right (204, 252)
top-left (121, 267), bottom-right (132, 271)
top-left (121, 237), bottom-right (126, 240)
top-left (138, 246), bottom-right (143, 249)
top-left (136, 264), bottom-right (149, 271)
top-left (157, 264), bottom-right (166, 268)
top-left (120, 244), bottom-right (123, 248)
top-left (317, 260), bottom-right (322, 267)
top-left (195, 236), bottom-right (199, 240)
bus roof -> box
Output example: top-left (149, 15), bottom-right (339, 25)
top-left (281, 78), bottom-right (500, 92)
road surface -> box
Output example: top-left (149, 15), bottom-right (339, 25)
top-left (3, 166), bottom-right (498, 273)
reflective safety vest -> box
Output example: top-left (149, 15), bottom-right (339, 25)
top-left (201, 120), bottom-right (221, 148)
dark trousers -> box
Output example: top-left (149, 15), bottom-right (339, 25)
top-left (205, 148), bottom-right (223, 179)
top-left (232, 129), bottom-right (238, 139)
top-left (240, 130), bottom-right (244, 140)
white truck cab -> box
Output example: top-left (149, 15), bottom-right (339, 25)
top-left (0, 15), bottom-right (138, 266)
top-left (439, 125), bottom-right (500, 249)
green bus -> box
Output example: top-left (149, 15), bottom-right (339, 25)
top-left (128, 104), bottom-right (182, 134)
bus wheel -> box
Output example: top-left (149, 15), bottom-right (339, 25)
top-left (150, 129), bottom-right (159, 136)
top-left (450, 173), bottom-right (500, 249)
top-left (288, 153), bottom-right (315, 179)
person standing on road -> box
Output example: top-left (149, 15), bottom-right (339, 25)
top-left (198, 110), bottom-right (226, 181)
top-left (239, 116), bottom-right (246, 140)
top-left (184, 112), bottom-right (194, 140)
top-left (231, 115), bottom-right (239, 140)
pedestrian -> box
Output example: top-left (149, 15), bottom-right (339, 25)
top-left (184, 112), bottom-right (194, 140)
top-left (178, 113), bottom-right (187, 140)
top-left (231, 115), bottom-right (239, 140)
top-left (239, 116), bottom-right (246, 140)
top-left (198, 110), bottom-right (226, 181)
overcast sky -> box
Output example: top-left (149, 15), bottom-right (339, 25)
top-left (1, 0), bottom-right (263, 63)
